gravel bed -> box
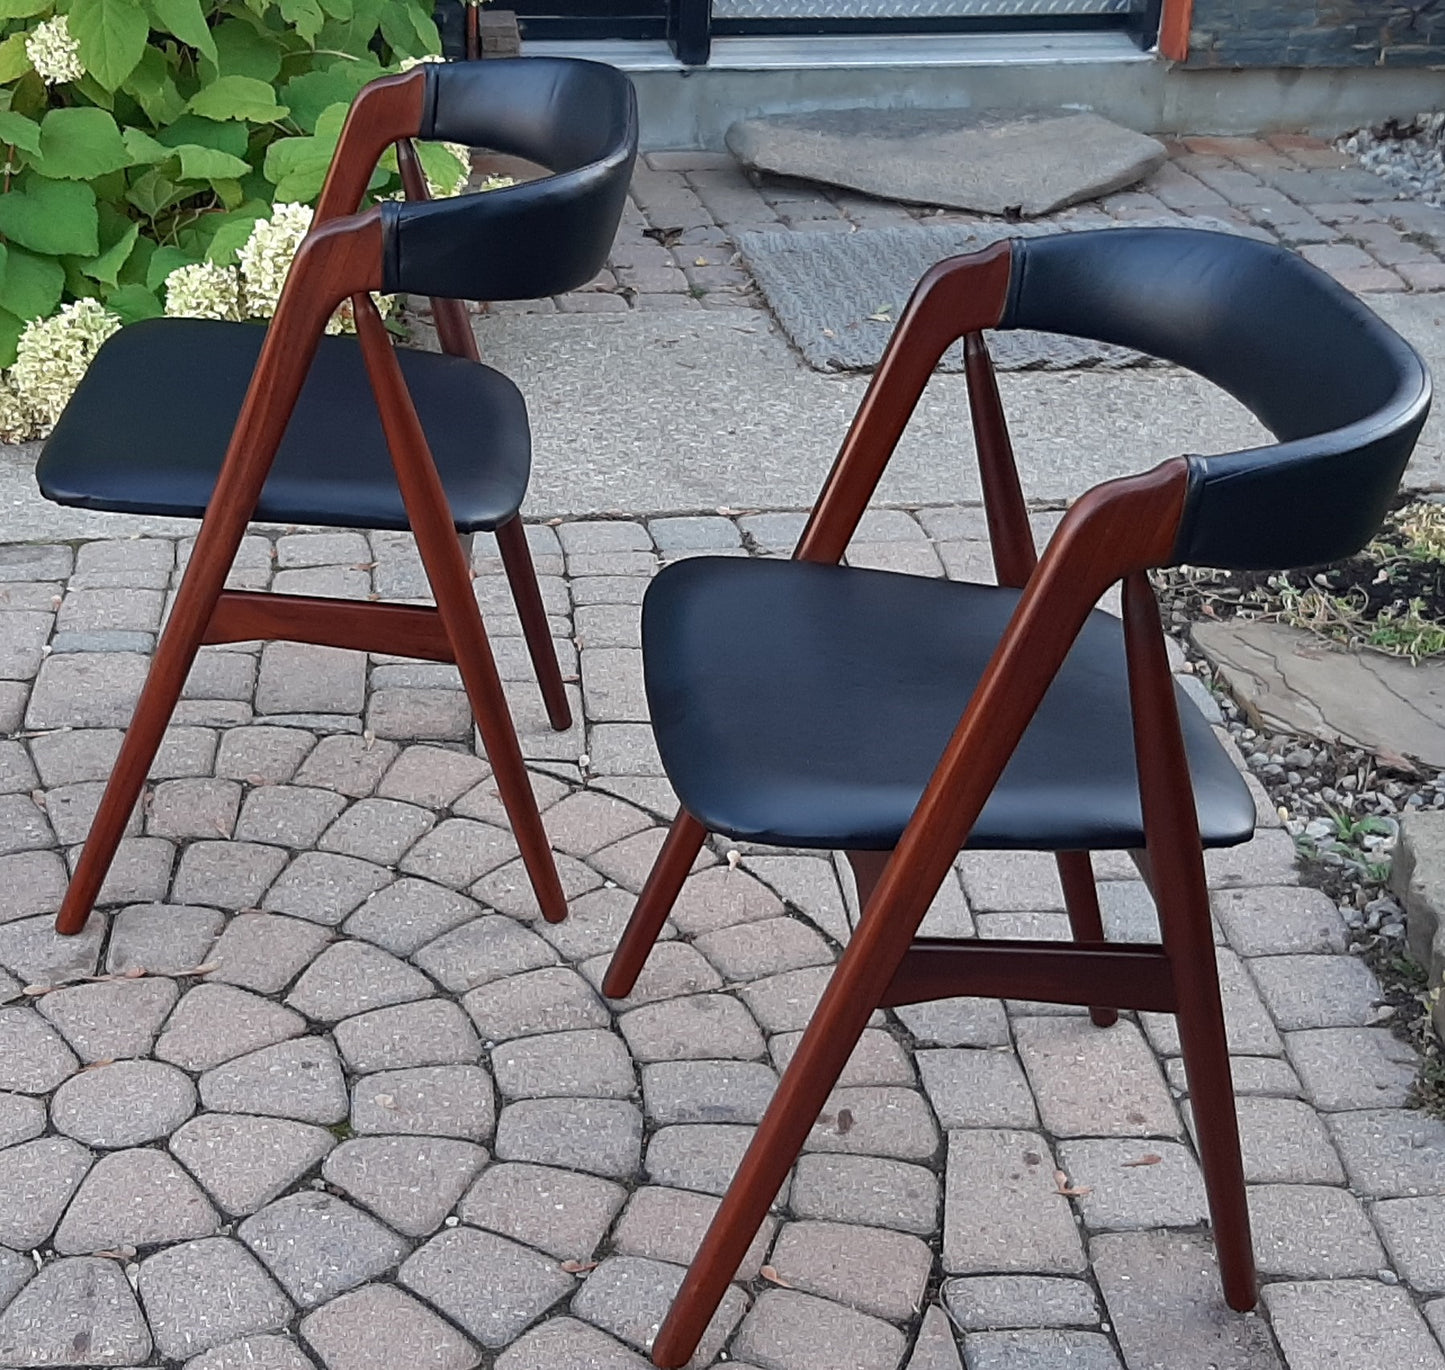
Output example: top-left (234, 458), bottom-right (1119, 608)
top-left (1341, 112), bottom-right (1445, 206)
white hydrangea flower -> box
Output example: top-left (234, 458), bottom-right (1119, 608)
top-left (25, 15), bottom-right (84, 86)
top-left (163, 262), bottom-right (243, 321)
top-left (237, 202), bottom-right (313, 320)
top-left (0, 378), bottom-right (33, 444)
top-left (10, 299), bottom-right (121, 432)
top-left (399, 54), bottom-right (446, 71)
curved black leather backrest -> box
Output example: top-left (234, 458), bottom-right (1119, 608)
top-left (1001, 228), bottom-right (1431, 570)
top-left (379, 58), bottom-right (638, 301)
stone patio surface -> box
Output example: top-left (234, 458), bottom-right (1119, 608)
top-left (0, 136), bottom-right (1440, 1370)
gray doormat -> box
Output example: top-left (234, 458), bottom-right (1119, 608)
top-left (735, 217), bottom-right (1253, 373)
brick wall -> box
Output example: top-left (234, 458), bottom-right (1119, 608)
top-left (1184, 0), bottom-right (1445, 67)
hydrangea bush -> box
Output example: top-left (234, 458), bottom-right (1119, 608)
top-left (0, 0), bottom-right (474, 440)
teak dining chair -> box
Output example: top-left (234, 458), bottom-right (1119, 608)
top-left (37, 57), bottom-right (638, 936)
top-left (600, 227), bottom-right (1431, 1367)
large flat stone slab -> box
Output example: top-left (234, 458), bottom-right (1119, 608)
top-left (727, 108), bottom-right (1166, 217)
top-left (1193, 618), bottom-right (1445, 768)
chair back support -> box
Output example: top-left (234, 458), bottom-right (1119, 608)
top-left (380, 58), bottom-right (638, 302)
top-left (1003, 228), bottom-right (1431, 571)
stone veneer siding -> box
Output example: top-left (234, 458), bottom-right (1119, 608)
top-left (1185, 0), bottom-right (1445, 67)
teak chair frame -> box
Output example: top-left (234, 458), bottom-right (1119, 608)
top-left (602, 242), bottom-right (1256, 1367)
top-left (55, 69), bottom-right (570, 936)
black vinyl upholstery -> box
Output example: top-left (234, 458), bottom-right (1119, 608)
top-left (1004, 229), bottom-right (1431, 571)
top-left (380, 58), bottom-right (638, 301)
top-left (644, 557), bottom-right (1256, 852)
top-left (37, 318), bottom-right (530, 532)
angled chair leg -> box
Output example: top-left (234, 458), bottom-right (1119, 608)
top-left (1056, 850), bottom-right (1118, 1028)
top-left (602, 808), bottom-right (708, 998)
top-left (495, 514), bottom-right (572, 731)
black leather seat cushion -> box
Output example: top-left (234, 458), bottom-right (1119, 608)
top-left (644, 557), bottom-right (1256, 852)
top-left (37, 317), bottom-right (531, 533)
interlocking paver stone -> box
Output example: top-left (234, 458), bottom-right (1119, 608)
top-left (55, 1147), bottom-right (220, 1254)
top-left (895, 996), bottom-right (1011, 1048)
top-left (1054, 1139), bottom-right (1207, 1231)
top-left (0, 909), bottom-right (107, 987)
top-left (0, 1005), bottom-right (79, 1091)
top-left (377, 744), bottom-right (491, 808)
top-left (400, 1226), bottom-right (574, 1349)
top-left (667, 865), bottom-right (778, 934)
top-left (789, 1152), bottom-right (940, 1235)
top-left (88, 836), bottom-right (174, 905)
top-left (694, 916), bottom-right (832, 981)
top-left (37, 975), bottom-right (178, 1062)
top-left (918, 1048), bottom-right (1038, 1129)
top-left (0, 1091), bottom-right (44, 1147)
top-left (264, 852), bottom-right (393, 926)
top-left (51, 1058), bottom-right (196, 1147)
top-left (0, 1245), bottom-right (29, 1316)
top-left (0, 849), bottom-right (67, 923)
top-left (774, 1029), bottom-right (917, 1088)
top-left (1372, 1196), bottom-right (1445, 1294)
top-left (644, 1122), bottom-right (782, 1200)
top-left (1250, 953), bottom-right (1384, 1030)
top-left (293, 735), bottom-right (398, 797)
top-left (460, 1161), bottom-right (626, 1260)
top-left (1263, 1279), bottom-right (1445, 1370)
top-left (464, 966), bottom-right (609, 1042)
top-left (544, 791), bottom-right (652, 857)
top-left (300, 1283), bottom-right (479, 1370)
top-left (0, 1136), bottom-right (92, 1248)
top-left (1285, 1027), bottom-right (1419, 1111)
top-left (104, 902), bottom-right (224, 974)
top-left (732, 1289), bottom-right (907, 1370)
top-left (186, 1336), bottom-right (319, 1368)
top-left (805, 1086), bottom-right (940, 1160)
top-left (494, 1028), bottom-right (635, 1099)
top-left (285, 940), bottom-right (432, 1021)
top-left (471, 850), bottom-right (603, 920)
top-left (206, 914), bottom-right (332, 994)
top-left (1092, 1231), bottom-right (1282, 1370)
top-left (1014, 1017), bottom-right (1179, 1138)
top-left (535, 886), bottom-right (650, 962)
top-left (156, 984), bottom-right (306, 1071)
top-left (1212, 884), bottom-right (1348, 955)
top-left (1327, 1109), bottom-right (1445, 1197)
top-left (318, 798), bottom-right (435, 864)
top-left (241, 1193), bottom-right (407, 1309)
top-left (321, 1135), bottom-right (485, 1238)
top-left (139, 1236), bottom-right (293, 1360)
top-left (1209, 1095), bottom-right (1345, 1184)
top-left (169, 1112), bottom-right (334, 1216)
top-left (200, 1038), bottom-right (349, 1125)
top-left (582, 939), bottom-right (722, 1007)
top-left (256, 644), bottom-right (366, 716)
top-left (770, 1219), bottom-right (932, 1321)
top-left (570, 1254), bottom-right (747, 1366)
top-left (962, 1330), bottom-right (1121, 1370)
top-left (619, 993), bottom-right (764, 1063)
top-left (333, 999), bottom-right (479, 1072)
top-left (235, 786), bottom-right (347, 848)
top-left (400, 818), bottom-right (518, 887)
top-left (1246, 1183), bottom-right (1385, 1278)
top-left (942, 1275), bottom-right (1100, 1330)
top-left (148, 778), bottom-right (242, 839)
top-left (641, 1059), bottom-right (777, 1124)
top-left (350, 1064), bottom-right (496, 1140)
top-left (343, 879), bottom-right (479, 957)
top-left (943, 1130), bottom-right (1084, 1275)
top-left (1141, 950), bottom-right (1284, 1057)
top-left (495, 1097), bottom-right (642, 1178)
top-left (172, 841), bottom-right (289, 909)
top-left (496, 1316), bottom-right (647, 1370)
top-left (0, 1256), bottom-right (152, 1366)
top-left (415, 915), bottom-right (558, 992)
top-left (216, 727), bottom-right (317, 784)
top-left (611, 1185), bottom-right (775, 1278)
top-left (25, 651), bottom-right (150, 728)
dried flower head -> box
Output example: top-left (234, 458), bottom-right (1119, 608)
top-left (237, 202), bottom-right (313, 319)
top-left (399, 54), bottom-right (446, 71)
top-left (163, 262), bottom-right (243, 321)
top-left (10, 299), bottom-right (122, 432)
top-left (25, 14), bottom-right (84, 85)
top-left (0, 378), bottom-right (32, 444)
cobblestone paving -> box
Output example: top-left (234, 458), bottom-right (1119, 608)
top-left (0, 515), bottom-right (1440, 1370)
top-left (498, 135), bottom-right (1445, 318)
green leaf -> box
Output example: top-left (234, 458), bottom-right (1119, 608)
top-left (188, 74), bottom-right (289, 123)
top-left (0, 32), bottom-right (32, 83)
top-left (119, 233), bottom-right (155, 285)
top-left (103, 282), bottom-right (163, 322)
top-left (0, 309), bottom-right (23, 369)
top-left (144, 243), bottom-right (194, 291)
top-left (279, 0), bottom-right (324, 42)
top-left (378, 1), bottom-right (436, 58)
top-left (0, 176), bottom-right (98, 256)
top-left (121, 46), bottom-right (187, 126)
top-left (0, 245), bottom-right (64, 320)
top-left (204, 203), bottom-right (266, 265)
top-left (211, 176), bottom-right (243, 209)
top-left (34, 106), bottom-right (130, 180)
top-left (79, 220), bottom-right (138, 286)
top-left (174, 143), bottom-right (251, 181)
top-left (0, 110), bottom-right (41, 155)
top-left (148, 0), bottom-right (218, 62)
top-left (318, 0), bottom-right (352, 16)
top-left (0, 0), bottom-right (50, 17)
top-left (68, 0), bottom-right (150, 89)
top-left (155, 114), bottom-right (248, 158)
top-left (415, 140), bottom-right (468, 195)
top-left (125, 165), bottom-right (188, 220)
top-left (211, 18), bottom-right (283, 82)
top-left (121, 125), bottom-right (171, 164)
top-left (282, 57), bottom-right (379, 133)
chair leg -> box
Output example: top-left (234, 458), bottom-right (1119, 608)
top-left (1056, 850), bottom-right (1118, 1028)
top-left (602, 809), bottom-right (708, 999)
top-left (494, 514), bottom-right (572, 732)
top-left (1157, 849), bottom-right (1256, 1310)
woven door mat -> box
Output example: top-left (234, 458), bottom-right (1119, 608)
top-left (734, 217), bottom-right (1254, 373)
